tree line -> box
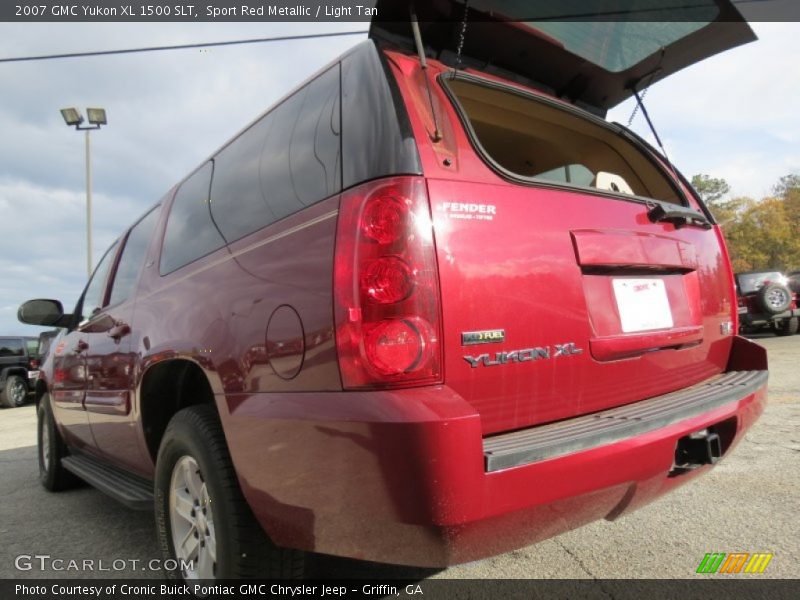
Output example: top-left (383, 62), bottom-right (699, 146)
top-left (691, 173), bottom-right (800, 273)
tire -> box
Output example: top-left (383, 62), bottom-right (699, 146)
top-left (38, 395), bottom-right (80, 491)
top-left (1, 374), bottom-right (28, 408)
top-left (155, 405), bottom-right (304, 580)
top-left (758, 283), bottom-right (792, 315)
top-left (775, 317), bottom-right (799, 336)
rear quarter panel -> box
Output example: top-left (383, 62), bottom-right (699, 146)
top-left (134, 195), bottom-right (342, 400)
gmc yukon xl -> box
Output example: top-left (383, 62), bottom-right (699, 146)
top-left (19, 1), bottom-right (768, 580)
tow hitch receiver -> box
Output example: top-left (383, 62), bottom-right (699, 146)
top-left (670, 429), bottom-right (723, 475)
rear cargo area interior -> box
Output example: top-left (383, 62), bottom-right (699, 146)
top-left (446, 77), bottom-right (682, 205)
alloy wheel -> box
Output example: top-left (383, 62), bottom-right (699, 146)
top-left (169, 455), bottom-right (217, 579)
top-left (10, 379), bottom-right (26, 406)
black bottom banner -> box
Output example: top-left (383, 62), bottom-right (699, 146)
top-left (4, 579), bottom-right (798, 600)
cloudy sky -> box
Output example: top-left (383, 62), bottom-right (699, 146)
top-left (0, 19), bottom-right (798, 336)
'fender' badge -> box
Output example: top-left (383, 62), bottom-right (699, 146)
top-left (461, 329), bottom-right (505, 346)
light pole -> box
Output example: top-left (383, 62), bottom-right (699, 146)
top-left (60, 107), bottom-right (107, 277)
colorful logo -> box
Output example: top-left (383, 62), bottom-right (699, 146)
top-left (696, 553), bottom-right (773, 574)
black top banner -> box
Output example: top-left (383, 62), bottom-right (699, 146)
top-left (3, 0), bottom-right (800, 23)
top-left (6, 0), bottom-right (375, 21)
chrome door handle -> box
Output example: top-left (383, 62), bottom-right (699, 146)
top-left (108, 323), bottom-right (131, 341)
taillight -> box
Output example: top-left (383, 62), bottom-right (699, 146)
top-left (360, 256), bottom-right (415, 304)
top-left (334, 176), bottom-right (442, 388)
top-left (29, 358), bottom-right (39, 370)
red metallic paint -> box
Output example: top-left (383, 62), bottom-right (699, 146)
top-left (42, 44), bottom-right (767, 568)
top-left (125, 193), bottom-right (343, 476)
top-left (219, 52), bottom-right (765, 562)
top-left (384, 50), bottom-right (739, 433)
top-left (51, 333), bottom-right (97, 450)
top-left (223, 339), bottom-right (766, 566)
top-left (83, 299), bottom-right (150, 473)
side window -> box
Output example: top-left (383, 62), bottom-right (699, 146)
top-left (160, 162), bottom-right (224, 275)
top-left (109, 207), bottom-right (160, 306)
top-left (210, 64), bottom-right (341, 243)
top-left (80, 240), bottom-right (120, 323)
top-left (0, 339), bottom-right (24, 357)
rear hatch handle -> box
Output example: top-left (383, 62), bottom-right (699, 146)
top-left (647, 203), bottom-right (712, 230)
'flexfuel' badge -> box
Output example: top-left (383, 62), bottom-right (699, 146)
top-left (461, 329), bottom-right (505, 346)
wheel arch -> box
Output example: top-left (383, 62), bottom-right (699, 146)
top-left (1, 366), bottom-right (28, 383)
top-left (138, 358), bottom-right (223, 461)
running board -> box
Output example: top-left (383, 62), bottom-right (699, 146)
top-left (62, 454), bottom-right (153, 510)
top-left (483, 370), bottom-right (768, 472)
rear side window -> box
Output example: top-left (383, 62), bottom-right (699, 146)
top-left (160, 163), bottom-right (223, 275)
top-left (341, 42), bottom-right (421, 189)
top-left (444, 75), bottom-right (682, 205)
top-left (210, 65), bottom-right (341, 243)
top-left (0, 339), bottom-right (24, 357)
top-left (109, 207), bottom-right (160, 305)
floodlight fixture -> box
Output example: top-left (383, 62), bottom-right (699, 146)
top-left (60, 107), bottom-right (83, 127)
top-left (86, 108), bottom-right (107, 126)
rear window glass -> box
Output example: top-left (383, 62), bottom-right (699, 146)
top-left (25, 339), bottom-right (39, 356)
top-left (466, 1), bottom-right (716, 73)
top-left (161, 163), bottom-right (224, 275)
top-left (529, 21), bottom-right (709, 73)
top-left (341, 42), bottom-right (421, 188)
top-left (210, 65), bottom-right (341, 244)
top-left (110, 207), bottom-right (159, 305)
top-left (0, 339), bottom-right (24, 357)
top-left (445, 76), bottom-right (682, 204)
top-left (736, 272), bottom-right (784, 295)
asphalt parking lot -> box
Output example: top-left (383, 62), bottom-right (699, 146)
top-left (1, 334), bottom-right (797, 580)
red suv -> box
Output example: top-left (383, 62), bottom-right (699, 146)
top-left (19, 2), bottom-right (768, 580)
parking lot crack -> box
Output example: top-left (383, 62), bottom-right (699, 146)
top-left (556, 540), bottom-right (615, 599)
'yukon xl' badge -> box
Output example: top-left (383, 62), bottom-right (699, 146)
top-left (463, 343), bottom-right (583, 368)
top-left (461, 329), bottom-right (505, 345)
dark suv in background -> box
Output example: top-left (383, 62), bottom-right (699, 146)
top-left (0, 336), bottom-right (41, 407)
top-left (736, 271), bottom-right (799, 336)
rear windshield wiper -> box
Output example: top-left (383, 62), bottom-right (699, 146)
top-left (647, 203), bottom-right (712, 229)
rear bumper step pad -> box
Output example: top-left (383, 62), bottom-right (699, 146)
top-left (62, 454), bottom-right (153, 510)
top-left (483, 370), bottom-right (767, 472)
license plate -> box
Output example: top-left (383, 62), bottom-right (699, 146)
top-left (612, 278), bottom-right (673, 333)
top-left (28, 370), bottom-right (39, 380)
